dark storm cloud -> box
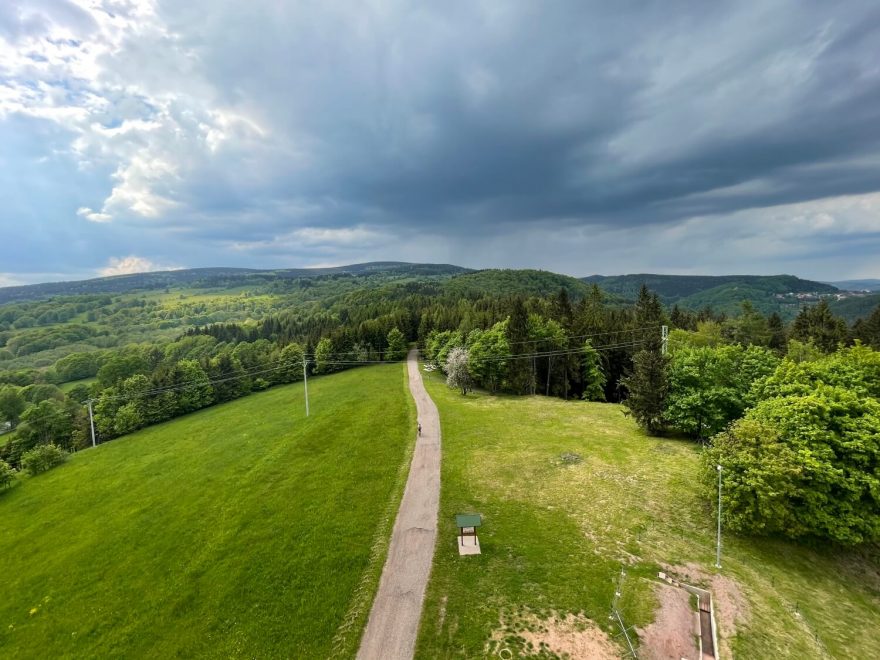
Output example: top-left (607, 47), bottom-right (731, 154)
top-left (153, 0), bottom-right (880, 232)
top-left (3, 0), bottom-right (880, 281)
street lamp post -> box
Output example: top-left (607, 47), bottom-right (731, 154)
top-left (715, 464), bottom-right (723, 568)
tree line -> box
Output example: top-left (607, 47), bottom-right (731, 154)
top-left (3, 280), bottom-right (880, 548)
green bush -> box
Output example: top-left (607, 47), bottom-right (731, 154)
top-left (0, 459), bottom-right (15, 489)
top-left (20, 444), bottom-right (67, 476)
top-left (705, 386), bottom-right (880, 545)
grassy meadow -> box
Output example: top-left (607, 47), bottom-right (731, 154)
top-left (0, 364), bottom-right (415, 659)
top-left (415, 371), bottom-right (880, 659)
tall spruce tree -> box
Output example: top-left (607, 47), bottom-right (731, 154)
top-left (623, 285), bottom-right (668, 433)
top-left (506, 297), bottom-right (531, 394)
top-left (622, 348), bottom-right (669, 435)
top-left (851, 304), bottom-right (880, 350)
top-left (767, 312), bottom-right (787, 351)
top-left (790, 300), bottom-right (847, 353)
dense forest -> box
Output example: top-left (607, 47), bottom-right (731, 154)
top-left (585, 272), bottom-right (876, 319)
top-left (2, 265), bottom-right (880, 546)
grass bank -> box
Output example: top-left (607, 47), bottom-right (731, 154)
top-left (416, 371), bottom-right (880, 658)
top-left (0, 364), bottom-right (414, 659)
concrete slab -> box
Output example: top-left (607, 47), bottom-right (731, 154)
top-left (458, 535), bottom-right (481, 556)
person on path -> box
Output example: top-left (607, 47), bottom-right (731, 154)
top-left (418, 421), bottom-right (422, 436)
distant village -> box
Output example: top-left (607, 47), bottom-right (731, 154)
top-left (775, 289), bottom-right (875, 303)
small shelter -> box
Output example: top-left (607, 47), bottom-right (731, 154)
top-left (455, 513), bottom-right (482, 555)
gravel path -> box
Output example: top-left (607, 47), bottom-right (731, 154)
top-left (356, 349), bottom-right (441, 660)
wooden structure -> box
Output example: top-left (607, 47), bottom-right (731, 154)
top-left (455, 513), bottom-right (482, 546)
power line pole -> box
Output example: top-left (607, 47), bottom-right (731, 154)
top-left (611, 569), bottom-right (638, 658)
top-left (302, 356), bottom-right (310, 417)
top-left (87, 399), bottom-right (96, 448)
top-left (715, 464), bottom-right (723, 568)
top-left (661, 325), bottom-right (668, 355)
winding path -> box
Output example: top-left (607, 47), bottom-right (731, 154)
top-left (356, 349), bottom-right (441, 660)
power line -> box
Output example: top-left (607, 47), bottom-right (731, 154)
top-left (9, 334), bottom-right (661, 430)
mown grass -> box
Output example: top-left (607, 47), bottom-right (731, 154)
top-left (0, 364), bottom-right (414, 659)
top-left (416, 371), bottom-right (880, 659)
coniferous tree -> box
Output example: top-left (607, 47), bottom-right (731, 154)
top-left (767, 312), bottom-right (787, 351)
top-left (506, 297), bottom-right (531, 394)
top-left (622, 349), bottom-right (669, 435)
top-left (852, 304), bottom-right (880, 350)
top-left (790, 300), bottom-right (847, 353)
top-left (581, 341), bottom-right (606, 402)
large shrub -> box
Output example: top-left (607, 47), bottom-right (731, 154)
top-left (665, 344), bottom-right (778, 439)
top-left (20, 444), bottom-right (67, 476)
top-left (705, 385), bottom-right (880, 545)
top-left (0, 459), bottom-right (16, 489)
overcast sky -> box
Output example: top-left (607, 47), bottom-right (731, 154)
top-left (2, 0), bottom-right (880, 285)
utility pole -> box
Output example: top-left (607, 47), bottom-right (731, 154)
top-left (87, 399), bottom-right (97, 448)
top-left (661, 325), bottom-right (669, 355)
top-left (302, 356), bottom-right (310, 417)
top-left (611, 569), bottom-right (638, 658)
top-left (715, 464), bottom-right (723, 568)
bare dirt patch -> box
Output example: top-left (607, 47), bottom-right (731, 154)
top-left (637, 582), bottom-right (699, 659)
top-left (487, 611), bottom-right (619, 659)
top-left (662, 563), bottom-right (751, 658)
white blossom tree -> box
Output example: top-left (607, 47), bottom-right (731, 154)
top-left (445, 347), bottom-right (472, 395)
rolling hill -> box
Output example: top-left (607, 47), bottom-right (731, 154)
top-left (443, 268), bottom-right (594, 299)
top-left (0, 365), bottom-right (414, 658)
top-left (828, 292), bottom-right (880, 322)
top-left (825, 279), bottom-right (880, 292)
top-left (583, 273), bottom-right (839, 317)
top-left (0, 262), bottom-right (470, 305)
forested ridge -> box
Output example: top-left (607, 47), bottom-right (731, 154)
top-left (584, 272), bottom-right (874, 320)
top-left (2, 265), bottom-right (880, 547)
top-left (0, 262), bottom-right (469, 305)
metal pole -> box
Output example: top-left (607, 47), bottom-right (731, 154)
top-left (661, 325), bottom-right (669, 355)
top-left (715, 464), bottom-right (722, 568)
top-left (303, 356), bottom-right (310, 417)
top-left (87, 399), bottom-right (97, 448)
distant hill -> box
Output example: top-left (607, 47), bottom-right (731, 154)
top-left (825, 279), bottom-right (880, 292)
top-left (0, 262), bottom-right (470, 305)
top-left (829, 292), bottom-right (880, 322)
top-left (444, 269), bottom-right (593, 299)
top-left (582, 273), bottom-right (839, 318)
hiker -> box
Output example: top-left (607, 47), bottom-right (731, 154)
top-left (418, 421), bottom-right (422, 436)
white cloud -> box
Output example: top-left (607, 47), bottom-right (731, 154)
top-left (230, 225), bottom-right (389, 252)
top-left (99, 255), bottom-right (179, 276)
top-left (76, 206), bottom-right (112, 223)
top-left (0, 0), bottom-right (266, 224)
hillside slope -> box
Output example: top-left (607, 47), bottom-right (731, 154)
top-left (583, 273), bottom-right (839, 317)
top-left (0, 262), bottom-right (470, 305)
top-left (443, 269), bottom-right (594, 299)
top-left (826, 279), bottom-right (880, 292)
top-left (0, 365), bottom-right (414, 658)
top-left (829, 292), bottom-right (880, 322)
top-left (416, 374), bottom-right (880, 659)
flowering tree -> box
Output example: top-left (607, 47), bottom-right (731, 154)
top-left (445, 347), bottom-right (472, 395)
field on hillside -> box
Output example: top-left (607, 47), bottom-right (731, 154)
top-left (416, 372), bottom-right (880, 659)
top-left (0, 365), bottom-right (414, 659)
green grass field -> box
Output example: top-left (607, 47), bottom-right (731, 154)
top-left (0, 364), bottom-right (415, 659)
top-left (415, 372), bottom-right (880, 659)
top-left (58, 376), bottom-right (97, 392)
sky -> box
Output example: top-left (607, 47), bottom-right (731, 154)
top-left (1, 0), bottom-right (880, 286)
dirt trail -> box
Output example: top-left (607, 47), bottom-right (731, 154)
top-left (356, 349), bottom-right (441, 660)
